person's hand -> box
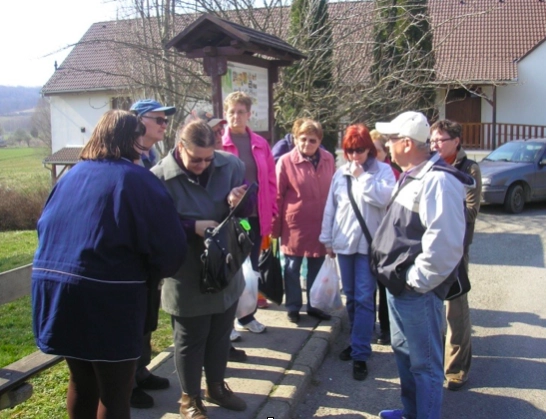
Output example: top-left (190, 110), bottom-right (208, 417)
top-left (227, 184), bottom-right (248, 207)
top-left (195, 220), bottom-right (219, 237)
top-left (350, 160), bottom-right (364, 178)
top-left (325, 247), bottom-right (336, 258)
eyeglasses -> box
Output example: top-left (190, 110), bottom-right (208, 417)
top-left (182, 146), bottom-right (215, 164)
top-left (430, 137), bottom-right (454, 145)
top-left (298, 138), bottom-right (318, 144)
top-left (346, 147), bottom-right (367, 154)
top-left (213, 127), bottom-right (225, 136)
top-left (227, 110), bottom-right (249, 117)
top-left (141, 115), bottom-right (169, 126)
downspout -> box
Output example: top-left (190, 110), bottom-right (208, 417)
top-left (492, 85), bottom-right (497, 149)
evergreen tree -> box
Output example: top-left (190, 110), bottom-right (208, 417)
top-left (368, 0), bottom-right (436, 122)
top-left (276, 0), bottom-right (338, 154)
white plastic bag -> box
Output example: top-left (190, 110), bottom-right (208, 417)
top-left (236, 257), bottom-right (259, 318)
top-left (309, 255), bottom-right (342, 312)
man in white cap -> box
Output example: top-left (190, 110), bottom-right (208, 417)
top-left (371, 111), bottom-right (474, 419)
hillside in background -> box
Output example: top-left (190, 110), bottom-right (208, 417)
top-left (0, 86), bottom-right (41, 116)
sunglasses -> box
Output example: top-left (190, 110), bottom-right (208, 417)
top-left (182, 146), bottom-right (215, 164)
top-left (346, 147), bottom-right (367, 154)
top-left (141, 115), bottom-right (169, 126)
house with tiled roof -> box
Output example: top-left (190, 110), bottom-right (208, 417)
top-left (43, 0), bottom-right (546, 154)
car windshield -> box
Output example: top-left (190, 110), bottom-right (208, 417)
top-left (483, 142), bottom-right (544, 163)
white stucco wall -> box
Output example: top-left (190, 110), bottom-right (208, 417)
top-left (50, 92), bottom-right (113, 152)
top-left (481, 40), bottom-right (546, 125)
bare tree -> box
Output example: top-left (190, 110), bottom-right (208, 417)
top-left (31, 98), bottom-right (52, 150)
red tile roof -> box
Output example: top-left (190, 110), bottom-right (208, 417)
top-left (42, 0), bottom-right (546, 94)
top-left (43, 147), bottom-right (83, 164)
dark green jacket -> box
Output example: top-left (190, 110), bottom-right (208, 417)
top-left (152, 150), bottom-right (246, 317)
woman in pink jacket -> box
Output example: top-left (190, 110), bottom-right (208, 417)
top-left (222, 91), bottom-right (277, 333)
top-left (271, 119), bottom-right (335, 323)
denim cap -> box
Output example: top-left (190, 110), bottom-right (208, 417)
top-left (130, 99), bottom-right (176, 116)
top-left (375, 111), bottom-right (430, 143)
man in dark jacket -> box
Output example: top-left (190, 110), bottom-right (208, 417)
top-left (372, 111), bottom-right (473, 419)
top-left (431, 119), bottom-right (482, 391)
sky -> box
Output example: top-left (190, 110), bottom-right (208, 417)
top-left (0, 0), bottom-right (120, 87)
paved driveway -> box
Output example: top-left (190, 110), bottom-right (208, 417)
top-left (294, 203), bottom-right (546, 419)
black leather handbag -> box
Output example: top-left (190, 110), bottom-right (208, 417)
top-left (200, 183), bottom-right (257, 294)
top-left (258, 239), bottom-right (284, 305)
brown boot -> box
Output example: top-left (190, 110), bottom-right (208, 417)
top-left (179, 393), bottom-right (208, 419)
top-left (204, 381), bottom-right (247, 411)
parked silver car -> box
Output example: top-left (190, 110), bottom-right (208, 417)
top-left (479, 139), bottom-right (546, 213)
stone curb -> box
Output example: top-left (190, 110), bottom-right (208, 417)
top-left (255, 311), bottom-right (344, 419)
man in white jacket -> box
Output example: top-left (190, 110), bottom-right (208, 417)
top-left (371, 112), bottom-right (473, 419)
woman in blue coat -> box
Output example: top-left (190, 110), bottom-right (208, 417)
top-left (32, 110), bottom-right (187, 419)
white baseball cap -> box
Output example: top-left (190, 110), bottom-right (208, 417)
top-left (375, 111), bottom-right (430, 143)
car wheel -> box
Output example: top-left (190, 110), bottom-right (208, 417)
top-left (503, 184), bottom-right (525, 214)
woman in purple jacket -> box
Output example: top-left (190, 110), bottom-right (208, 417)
top-left (32, 110), bottom-right (187, 419)
top-left (271, 119), bottom-right (335, 323)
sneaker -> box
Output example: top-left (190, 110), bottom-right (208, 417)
top-left (228, 347), bottom-right (248, 363)
top-left (377, 330), bottom-right (391, 345)
top-left (353, 360), bottom-right (368, 381)
top-left (238, 319), bottom-right (266, 333)
top-left (339, 345), bottom-right (352, 361)
top-left (130, 387), bottom-right (154, 409)
top-left (137, 373), bottom-right (170, 390)
top-left (287, 311), bottom-right (300, 323)
top-left (230, 328), bottom-right (241, 342)
top-left (378, 409), bottom-right (406, 419)
top-left (205, 381), bottom-right (247, 411)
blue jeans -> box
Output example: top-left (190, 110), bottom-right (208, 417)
top-left (387, 288), bottom-right (444, 419)
top-left (337, 253), bottom-right (376, 362)
top-left (284, 255), bottom-right (324, 312)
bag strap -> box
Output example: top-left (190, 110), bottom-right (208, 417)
top-left (214, 182), bottom-right (258, 232)
top-left (345, 176), bottom-right (373, 245)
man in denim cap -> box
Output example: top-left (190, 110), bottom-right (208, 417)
top-left (131, 99), bottom-right (176, 169)
top-left (128, 99), bottom-right (176, 408)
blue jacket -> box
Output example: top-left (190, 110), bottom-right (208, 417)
top-left (32, 159), bottom-right (187, 361)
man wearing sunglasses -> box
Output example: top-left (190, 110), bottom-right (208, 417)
top-left (128, 99), bottom-right (177, 408)
top-left (371, 111), bottom-right (474, 419)
top-left (130, 99), bottom-right (176, 169)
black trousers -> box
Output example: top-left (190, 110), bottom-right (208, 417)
top-left (171, 301), bottom-right (237, 396)
top-left (375, 282), bottom-right (390, 332)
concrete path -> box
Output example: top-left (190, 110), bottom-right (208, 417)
top-left (131, 303), bottom-right (344, 419)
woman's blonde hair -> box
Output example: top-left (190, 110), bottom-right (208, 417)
top-left (293, 118), bottom-right (323, 140)
top-left (223, 91), bottom-right (253, 112)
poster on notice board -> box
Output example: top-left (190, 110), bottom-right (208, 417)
top-left (221, 62), bottom-right (269, 132)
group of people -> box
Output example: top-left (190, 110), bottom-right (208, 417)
top-left (31, 89), bottom-right (481, 419)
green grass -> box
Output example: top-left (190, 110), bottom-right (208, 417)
top-left (0, 231), bottom-right (37, 273)
top-left (0, 147), bottom-right (50, 191)
top-left (0, 298), bottom-right (173, 418)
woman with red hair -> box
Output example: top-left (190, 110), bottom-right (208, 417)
top-left (319, 124), bottom-right (395, 381)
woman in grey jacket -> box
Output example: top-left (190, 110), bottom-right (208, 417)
top-left (319, 124), bottom-right (395, 381)
top-left (151, 121), bottom-right (249, 419)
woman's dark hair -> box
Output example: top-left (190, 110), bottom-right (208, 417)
top-left (342, 124), bottom-right (377, 159)
top-left (80, 110), bottom-right (143, 161)
top-left (177, 120), bottom-right (215, 148)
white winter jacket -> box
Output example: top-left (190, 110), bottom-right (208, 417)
top-left (319, 159), bottom-right (395, 255)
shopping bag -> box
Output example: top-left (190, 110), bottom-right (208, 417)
top-left (309, 255), bottom-right (342, 312)
top-left (236, 258), bottom-right (259, 318)
top-left (258, 239), bottom-right (284, 305)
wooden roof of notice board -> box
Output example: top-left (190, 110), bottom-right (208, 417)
top-left (43, 147), bottom-right (83, 165)
top-left (165, 13), bottom-right (306, 63)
